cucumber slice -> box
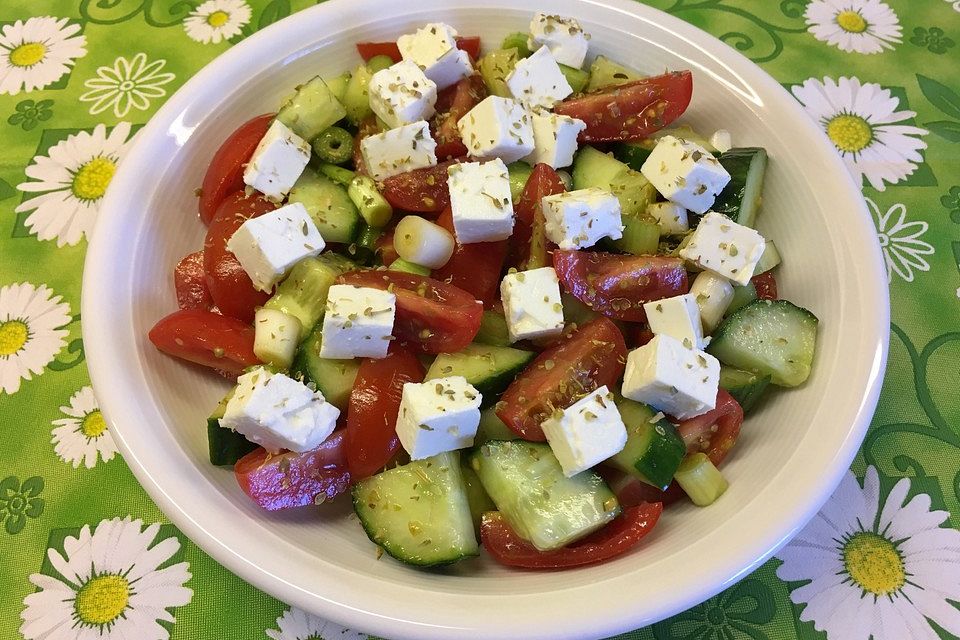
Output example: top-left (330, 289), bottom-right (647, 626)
top-left (572, 145), bottom-right (626, 191)
top-left (353, 452), bottom-right (479, 566)
top-left (469, 441), bottom-right (619, 551)
top-left (424, 343), bottom-right (535, 405)
top-left (287, 168), bottom-right (362, 244)
top-left (754, 239), bottom-right (781, 275)
top-left (708, 299), bottom-right (818, 387)
top-left (506, 161), bottom-right (533, 203)
top-left (460, 461), bottom-right (496, 533)
top-left (276, 76), bottom-right (347, 141)
top-left (290, 325), bottom-right (360, 410)
top-left (718, 365), bottom-right (771, 413)
top-left (478, 48), bottom-right (519, 98)
top-left (713, 147), bottom-right (768, 229)
top-left (559, 64), bottom-right (590, 93)
top-left (500, 33), bottom-right (533, 57)
top-left (474, 310), bottom-right (512, 347)
top-left (388, 258), bottom-right (431, 276)
top-left (607, 397), bottom-right (685, 490)
top-left (206, 389), bottom-right (257, 467)
top-left (366, 54), bottom-right (394, 74)
top-left (585, 55), bottom-right (642, 92)
top-left (726, 281), bottom-right (758, 315)
top-left (674, 453), bottom-right (728, 507)
top-left (342, 64), bottom-right (374, 126)
top-left (326, 72), bottom-right (351, 103)
top-left (474, 407), bottom-right (519, 445)
top-left (262, 253), bottom-right (355, 332)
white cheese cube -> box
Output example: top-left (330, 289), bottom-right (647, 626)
top-left (525, 111), bottom-right (585, 169)
top-left (226, 202), bottom-right (324, 292)
top-left (220, 366), bottom-right (340, 454)
top-left (396, 376), bottom-right (482, 460)
top-left (397, 22), bottom-right (473, 90)
top-left (647, 201), bottom-right (689, 236)
top-left (368, 60), bottom-right (438, 129)
top-left (621, 334), bottom-right (720, 420)
top-left (643, 293), bottom-right (703, 350)
top-left (679, 211), bottom-right (766, 286)
top-left (500, 266), bottom-right (565, 342)
top-left (542, 385), bottom-right (627, 476)
top-left (640, 135), bottom-right (731, 214)
top-left (506, 46), bottom-right (572, 110)
top-left (689, 271), bottom-right (735, 333)
top-left (243, 119), bottom-right (310, 201)
top-left (541, 187), bottom-right (623, 250)
top-left (360, 120), bottom-right (438, 181)
top-left (318, 284), bottom-right (396, 359)
top-left (447, 159), bottom-right (515, 243)
top-left (709, 129), bottom-right (732, 153)
top-left (456, 96), bottom-right (534, 164)
top-left (528, 12), bottom-right (590, 69)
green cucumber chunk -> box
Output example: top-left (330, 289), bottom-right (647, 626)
top-left (506, 161), bottom-right (533, 203)
top-left (713, 147), bottom-right (768, 229)
top-left (474, 407), bottom-right (519, 445)
top-left (262, 253), bottom-right (355, 331)
top-left (287, 168), bottom-right (361, 243)
top-left (290, 325), bottom-right (360, 410)
top-left (478, 48), bottom-right (519, 98)
top-left (674, 453), bottom-right (728, 507)
top-left (474, 310), bottom-right (512, 347)
top-left (326, 72), bottom-right (351, 103)
top-left (366, 54), bottom-right (394, 73)
top-left (754, 240), bottom-right (781, 275)
top-left (607, 397), bottom-right (685, 490)
top-left (206, 389), bottom-right (257, 467)
top-left (460, 461), bottom-right (496, 533)
top-left (342, 64), bottom-right (374, 126)
top-left (727, 282), bottom-right (758, 315)
top-left (586, 55), bottom-right (642, 92)
top-left (501, 32), bottom-right (533, 57)
top-left (718, 366), bottom-right (771, 413)
top-left (276, 76), bottom-right (347, 141)
top-left (424, 343), bottom-right (535, 406)
top-left (559, 64), bottom-right (590, 93)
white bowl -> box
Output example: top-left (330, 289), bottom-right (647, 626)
top-left (82, 0), bottom-right (889, 638)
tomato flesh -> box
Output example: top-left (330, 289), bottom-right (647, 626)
top-left (356, 36), bottom-right (480, 63)
top-left (433, 206), bottom-right (508, 307)
top-left (675, 388), bottom-right (744, 467)
top-left (432, 75), bottom-right (488, 160)
top-left (380, 158), bottom-right (464, 213)
top-left (198, 113), bottom-right (273, 225)
top-left (509, 163), bottom-right (564, 270)
top-left (376, 231), bottom-right (400, 266)
top-left (752, 271), bottom-right (778, 300)
top-left (497, 317), bottom-right (627, 441)
top-left (174, 251), bottom-right (214, 311)
top-left (148, 308), bottom-right (258, 376)
top-left (600, 467), bottom-right (686, 508)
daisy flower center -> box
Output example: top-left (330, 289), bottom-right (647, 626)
top-left (207, 10), bottom-right (231, 27)
top-left (71, 156), bottom-right (117, 202)
top-left (81, 410), bottom-right (107, 438)
top-left (74, 573), bottom-right (131, 626)
top-left (9, 42), bottom-right (47, 67)
top-left (826, 114), bottom-right (873, 153)
top-left (842, 531), bottom-right (905, 597)
top-left (0, 319), bottom-right (29, 357)
top-left (835, 10), bottom-right (868, 33)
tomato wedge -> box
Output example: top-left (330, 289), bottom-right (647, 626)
top-left (600, 467), bottom-right (686, 508)
top-left (481, 503), bottom-right (662, 569)
top-left (509, 163), bottom-right (564, 270)
top-left (203, 191), bottom-right (274, 323)
top-left (148, 308), bottom-right (258, 376)
top-left (433, 206), bottom-right (508, 307)
top-left (346, 344), bottom-right (424, 478)
top-left (234, 431), bottom-right (352, 511)
top-left (198, 113), bottom-right (273, 225)
top-left (553, 250), bottom-right (688, 322)
top-left (432, 74), bottom-right (488, 160)
top-left (675, 389), bottom-right (744, 467)
top-left (336, 270), bottom-right (482, 353)
top-left (376, 230), bottom-right (400, 266)
top-left (356, 36), bottom-right (481, 63)
top-left (554, 71), bottom-right (693, 142)
top-left (752, 271), bottom-right (778, 300)
top-left (497, 317), bottom-right (627, 441)
top-left (380, 158), bottom-right (464, 213)
top-left (174, 251), bottom-right (213, 311)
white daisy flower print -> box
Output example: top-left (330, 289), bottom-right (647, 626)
top-left (776, 467), bottom-right (960, 640)
top-left (867, 198), bottom-right (934, 283)
top-left (0, 282), bottom-right (70, 395)
top-left (79, 53), bottom-right (175, 118)
top-left (15, 121), bottom-right (134, 247)
top-left (51, 386), bottom-right (118, 469)
top-left (805, 0), bottom-right (902, 54)
top-left (20, 517), bottom-right (193, 639)
top-left (266, 607), bottom-right (369, 640)
top-left (0, 16), bottom-right (87, 95)
top-left (792, 76), bottom-right (928, 191)
top-left (183, 0), bottom-right (252, 44)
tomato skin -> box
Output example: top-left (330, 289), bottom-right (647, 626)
top-left (336, 270), bottom-right (483, 353)
top-left (174, 251), bottom-right (214, 311)
top-left (600, 467), bottom-right (686, 508)
top-left (198, 114), bottom-right (273, 225)
top-left (675, 388), bottom-right (744, 466)
top-left (234, 431), bottom-right (351, 511)
top-left (346, 344), bottom-right (425, 478)
top-left (553, 250), bottom-right (688, 322)
top-left (432, 75), bottom-right (488, 160)
top-left (432, 206), bottom-right (508, 307)
top-left (497, 317), bottom-right (627, 441)
top-left (481, 503), bottom-right (663, 569)
top-left (453, 36), bottom-right (481, 61)
top-left (380, 158), bottom-right (465, 213)
top-left (356, 36), bottom-right (480, 63)
top-left (148, 309), bottom-right (258, 376)
top-left (203, 191), bottom-right (274, 323)
top-left (752, 271), bottom-right (778, 300)
top-left (554, 71), bottom-right (693, 142)
top-left (509, 163), bottom-right (565, 269)
top-left (376, 231), bottom-right (400, 266)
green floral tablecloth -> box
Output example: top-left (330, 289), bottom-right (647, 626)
top-left (1, 0), bottom-right (958, 638)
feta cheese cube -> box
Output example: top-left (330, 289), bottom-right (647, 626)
top-left (679, 211), bottom-right (766, 286)
top-left (226, 202), bottom-right (324, 292)
top-left (318, 284), bottom-right (396, 359)
top-left (621, 334), bottom-right (720, 420)
top-left (243, 119), bottom-right (310, 201)
top-left (640, 135), bottom-right (731, 214)
top-left (456, 96), bottom-right (534, 164)
top-left (709, 129), bottom-right (732, 153)
top-left (647, 201), bottom-right (689, 236)
top-left (528, 12), bottom-right (590, 69)
top-left (643, 293), bottom-right (703, 349)
top-left (396, 376), bottom-right (482, 460)
top-left (447, 159), bottom-right (515, 243)
top-left (541, 385), bottom-right (627, 477)
top-left (397, 22), bottom-right (473, 90)
top-left (220, 366), bottom-right (340, 454)
top-left (541, 187), bottom-right (624, 250)
top-left (500, 266), bottom-right (565, 342)
top-left (525, 111), bottom-right (585, 169)
top-left (360, 120), bottom-right (437, 181)
top-left (368, 60), bottom-right (438, 129)
top-left (689, 271), bottom-right (735, 333)
top-left (506, 46), bottom-right (572, 110)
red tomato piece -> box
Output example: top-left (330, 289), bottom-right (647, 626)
top-left (147, 308), bottom-right (258, 376)
top-left (198, 113), bottom-right (273, 225)
top-left (234, 431), bottom-right (352, 511)
top-left (376, 231), bottom-right (400, 266)
top-left (599, 466), bottom-right (686, 508)
top-left (554, 71), bottom-right (693, 142)
top-left (355, 36), bottom-right (481, 63)
top-left (432, 206), bottom-right (508, 307)
top-left (675, 389), bottom-right (744, 467)
top-left (509, 163), bottom-right (564, 270)
top-left (336, 270), bottom-right (482, 353)
top-left (203, 191), bottom-right (274, 323)
top-left (752, 271), bottom-right (778, 300)
top-left (432, 75), bottom-right (488, 160)
top-left (346, 344), bottom-right (425, 478)
top-left (497, 317), bottom-right (627, 441)
top-left (174, 251), bottom-right (214, 311)
top-left (380, 158), bottom-right (465, 213)
top-left (480, 503), bottom-right (663, 569)
top-left (553, 250), bottom-right (688, 322)
top-left (623, 323), bottom-right (655, 349)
